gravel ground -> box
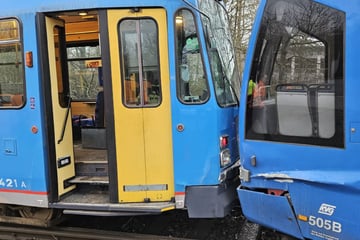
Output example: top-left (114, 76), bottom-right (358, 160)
top-left (61, 208), bottom-right (296, 240)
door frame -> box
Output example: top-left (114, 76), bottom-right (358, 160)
top-left (36, 13), bottom-right (77, 202)
top-left (36, 13), bottom-right (59, 202)
top-left (99, 10), bottom-right (119, 202)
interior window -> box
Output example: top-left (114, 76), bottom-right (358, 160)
top-left (246, 0), bottom-right (344, 147)
top-left (0, 19), bottom-right (25, 108)
top-left (67, 45), bottom-right (101, 101)
top-left (119, 18), bottom-right (161, 107)
top-left (175, 9), bottom-right (209, 104)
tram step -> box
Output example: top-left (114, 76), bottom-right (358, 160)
top-left (75, 160), bottom-right (108, 177)
top-left (54, 197), bottom-right (176, 214)
top-left (69, 176), bottom-right (109, 185)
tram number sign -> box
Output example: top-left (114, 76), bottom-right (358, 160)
top-left (308, 215), bottom-right (342, 233)
top-left (0, 178), bottom-right (27, 189)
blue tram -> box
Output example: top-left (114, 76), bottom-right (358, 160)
top-left (238, 0), bottom-right (360, 239)
top-left (0, 0), bottom-right (240, 223)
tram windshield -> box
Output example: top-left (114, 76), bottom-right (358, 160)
top-left (199, 0), bottom-right (240, 107)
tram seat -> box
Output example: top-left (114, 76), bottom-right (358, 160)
top-left (251, 98), bottom-right (277, 134)
top-left (11, 94), bottom-right (23, 106)
top-left (94, 90), bottom-right (104, 127)
top-left (72, 115), bottom-right (94, 127)
top-left (81, 90), bottom-right (106, 149)
top-left (276, 84), bottom-right (312, 137)
top-left (316, 84), bottom-right (335, 138)
top-left (0, 94), bottom-right (12, 105)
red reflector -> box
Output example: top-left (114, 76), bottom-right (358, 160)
top-left (267, 189), bottom-right (285, 196)
top-left (220, 136), bottom-right (229, 148)
top-left (26, 51), bottom-right (33, 68)
top-left (31, 126), bottom-right (38, 134)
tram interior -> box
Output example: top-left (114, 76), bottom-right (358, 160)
top-left (55, 10), bottom-right (111, 201)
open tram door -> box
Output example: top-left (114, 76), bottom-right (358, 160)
top-left (102, 9), bottom-right (175, 203)
top-left (40, 16), bottom-right (76, 200)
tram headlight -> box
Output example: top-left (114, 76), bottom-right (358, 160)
top-left (220, 149), bottom-right (231, 167)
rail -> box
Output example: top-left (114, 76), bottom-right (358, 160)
top-left (0, 225), bottom-right (190, 240)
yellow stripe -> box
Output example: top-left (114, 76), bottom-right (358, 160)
top-left (298, 214), bottom-right (308, 222)
top-left (161, 206), bottom-right (176, 212)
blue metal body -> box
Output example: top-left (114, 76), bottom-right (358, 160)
top-left (0, 12), bottom-right (48, 204)
top-left (238, 0), bottom-right (360, 239)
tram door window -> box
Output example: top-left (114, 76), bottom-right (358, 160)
top-left (175, 9), bottom-right (209, 104)
top-left (53, 26), bottom-right (70, 108)
top-left (0, 19), bottom-right (25, 108)
top-left (245, 0), bottom-right (344, 148)
top-left (120, 19), bottom-right (161, 107)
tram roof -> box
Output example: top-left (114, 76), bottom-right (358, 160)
top-left (0, 0), bottom-right (197, 16)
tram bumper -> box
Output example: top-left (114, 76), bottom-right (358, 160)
top-left (185, 160), bottom-right (240, 218)
top-left (237, 187), bottom-right (303, 239)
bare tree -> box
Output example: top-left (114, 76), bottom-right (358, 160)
top-left (225, 0), bottom-right (259, 74)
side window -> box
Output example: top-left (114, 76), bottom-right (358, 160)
top-left (246, 0), bottom-right (344, 147)
top-left (0, 19), bottom-right (25, 108)
top-left (119, 18), bottom-right (161, 107)
top-left (175, 9), bottom-right (209, 104)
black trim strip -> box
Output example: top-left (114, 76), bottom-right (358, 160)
top-left (99, 10), bottom-right (119, 203)
top-left (63, 176), bottom-right (76, 189)
top-left (35, 13), bottom-right (59, 202)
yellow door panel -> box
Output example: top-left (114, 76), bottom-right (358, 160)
top-left (116, 109), bottom-right (146, 202)
top-left (107, 9), bottom-right (174, 203)
top-left (46, 17), bottom-right (76, 196)
top-left (143, 107), bottom-right (174, 201)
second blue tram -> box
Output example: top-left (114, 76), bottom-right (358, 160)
top-left (0, 0), bottom-right (240, 223)
top-left (238, 0), bottom-right (360, 239)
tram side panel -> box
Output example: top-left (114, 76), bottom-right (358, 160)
top-left (171, 4), bottom-right (240, 218)
top-left (0, 14), bottom-right (49, 207)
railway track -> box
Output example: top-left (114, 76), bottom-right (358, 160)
top-left (0, 209), bottom-right (297, 240)
top-left (0, 225), bottom-right (189, 240)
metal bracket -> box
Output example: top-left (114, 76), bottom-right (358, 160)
top-left (240, 166), bottom-right (250, 182)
